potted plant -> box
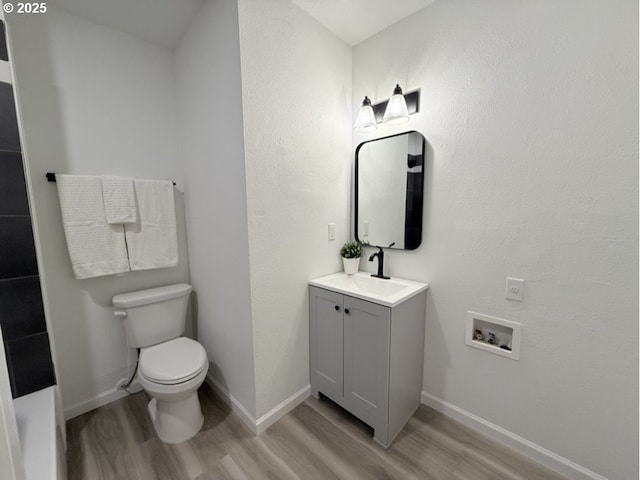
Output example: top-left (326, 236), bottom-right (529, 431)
top-left (340, 240), bottom-right (364, 275)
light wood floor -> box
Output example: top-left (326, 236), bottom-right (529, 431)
top-left (67, 384), bottom-right (566, 480)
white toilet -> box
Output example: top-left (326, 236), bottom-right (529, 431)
top-left (112, 283), bottom-right (209, 444)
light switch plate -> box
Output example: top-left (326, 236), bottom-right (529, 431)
top-left (328, 223), bottom-right (336, 241)
top-left (505, 277), bottom-right (524, 301)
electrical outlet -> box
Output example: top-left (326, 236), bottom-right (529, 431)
top-left (505, 277), bottom-right (524, 301)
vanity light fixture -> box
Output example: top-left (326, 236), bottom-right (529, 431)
top-left (355, 85), bottom-right (420, 132)
top-left (353, 96), bottom-right (378, 132)
top-left (382, 84), bottom-right (410, 125)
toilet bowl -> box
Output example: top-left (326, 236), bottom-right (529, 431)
top-left (138, 337), bottom-right (209, 444)
top-left (112, 284), bottom-right (209, 444)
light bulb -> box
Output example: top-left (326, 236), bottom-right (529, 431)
top-left (383, 84), bottom-right (410, 126)
top-left (353, 96), bottom-right (377, 132)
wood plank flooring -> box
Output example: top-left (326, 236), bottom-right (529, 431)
top-left (67, 384), bottom-right (566, 480)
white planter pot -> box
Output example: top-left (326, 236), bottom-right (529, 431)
top-left (342, 257), bottom-right (360, 275)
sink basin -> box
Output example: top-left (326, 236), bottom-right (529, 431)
top-left (351, 275), bottom-right (408, 296)
top-left (309, 272), bottom-right (429, 307)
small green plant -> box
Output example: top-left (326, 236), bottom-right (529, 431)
top-left (340, 240), bottom-right (367, 259)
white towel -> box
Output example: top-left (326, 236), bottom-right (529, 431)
top-left (55, 174), bottom-right (130, 279)
top-left (101, 175), bottom-right (137, 224)
top-left (125, 179), bottom-right (178, 271)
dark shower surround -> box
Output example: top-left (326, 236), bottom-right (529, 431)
top-left (0, 20), bottom-right (56, 398)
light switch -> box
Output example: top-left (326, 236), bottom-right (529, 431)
top-left (363, 220), bottom-right (369, 236)
top-left (328, 223), bottom-right (336, 241)
top-left (505, 277), bottom-right (524, 301)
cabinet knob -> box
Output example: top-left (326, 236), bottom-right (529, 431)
top-left (334, 305), bottom-right (340, 311)
top-left (344, 308), bottom-right (350, 315)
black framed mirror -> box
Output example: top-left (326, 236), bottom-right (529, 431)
top-left (355, 131), bottom-right (425, 250)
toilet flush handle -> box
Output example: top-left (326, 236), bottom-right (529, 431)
top-left (114, 311), bottom-right (127, 318)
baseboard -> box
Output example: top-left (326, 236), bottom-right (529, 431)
top-left (205, 374), bottom-right (258, 433)
top-left (255, 384), bottom-right (310, 434)
top-left (64, 381), bottom-right (142, 420)
top-left (205, 374), bottom-right (310, 435)
top-left (421, 391), bottom-right (606, 480)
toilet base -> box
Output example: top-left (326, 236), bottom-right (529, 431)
top-left (147, 391), bottom-right (204, 444)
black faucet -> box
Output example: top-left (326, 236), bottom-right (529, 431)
top-left (369, 243), bottom-right (395, 279)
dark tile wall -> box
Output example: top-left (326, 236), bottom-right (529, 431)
top-left (0, 20), bottom-right (55, 398)
top-left (0, 83), bottom-right (21, 151)
top-left (0, 20), bottom-right (7, 61)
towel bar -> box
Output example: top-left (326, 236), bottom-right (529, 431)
top-left (46, 172), bottom-right (176, 186)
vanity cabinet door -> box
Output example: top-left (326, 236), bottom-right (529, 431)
top-left (343, 295), bottom-right (390, 434)
top-left (309, 286), bottom-right (344, 401)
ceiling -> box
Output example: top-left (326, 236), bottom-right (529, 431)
top-left (49, 0), bottom-right (435, 49)
top-left (292, 0), bottom-right (436, 46)
top-left (49, 0), bottom-right (204, 49)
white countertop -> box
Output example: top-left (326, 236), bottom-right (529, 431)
top-left (309, 272), bottom-right (429, 307)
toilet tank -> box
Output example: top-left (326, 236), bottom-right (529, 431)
top-left (113, 283), bottom-right (193, 348)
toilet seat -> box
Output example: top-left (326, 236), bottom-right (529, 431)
top-left (140, 337), bottom-right (208, 385)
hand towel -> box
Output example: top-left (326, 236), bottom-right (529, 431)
top-left (101, 175), bottom-right (137, 224)
top-left (55, 174), bottom-right (130, 279)
top-left (125, 179), bottom-right (178, 271)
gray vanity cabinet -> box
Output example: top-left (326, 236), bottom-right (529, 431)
top-left (309, 287), bottom-right (344, 401)
top-left (309, 285), bottom-right (426, 447)
top-left (343, 295), bottom-right (390, 435)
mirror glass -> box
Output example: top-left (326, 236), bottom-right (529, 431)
top-left (355, 131), bottom-right (425, 250)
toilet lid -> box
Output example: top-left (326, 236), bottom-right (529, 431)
top-left (139, 337), bottom-right (208, 385)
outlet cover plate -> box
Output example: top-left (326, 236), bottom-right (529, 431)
top-left (505, 277), bottom-right (524, 301)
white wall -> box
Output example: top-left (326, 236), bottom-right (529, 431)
top-left (353, 1), bottom-right (638, 479)
top-left (175, 0), bottom-right (257, 417)
top-left (238, 0), bottom-right (352, 417)
top-left (7, 8), bottom-right (191, 416)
